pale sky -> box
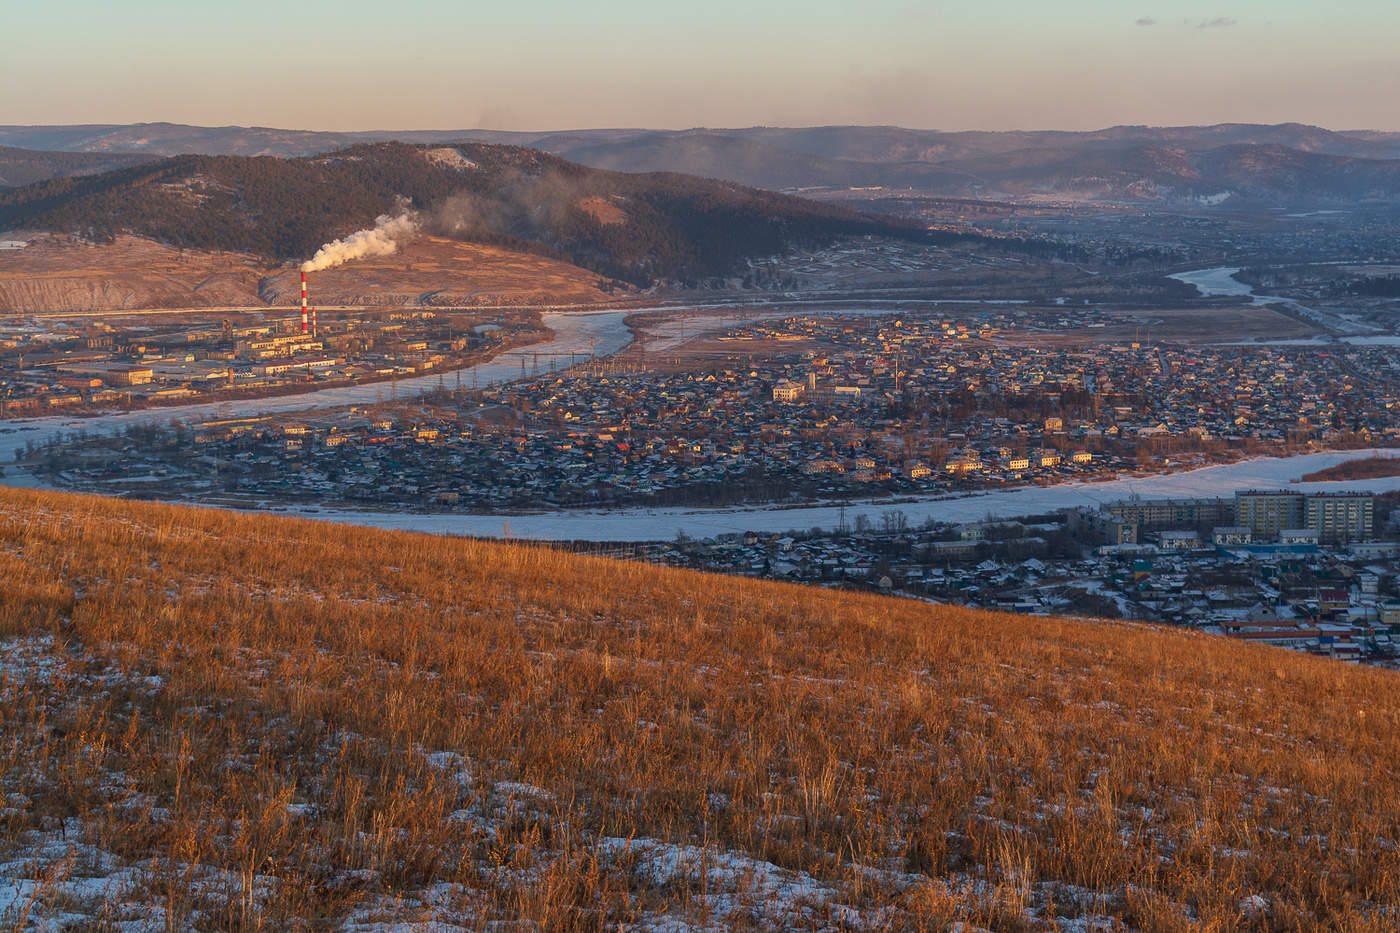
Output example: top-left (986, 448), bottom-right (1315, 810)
top-left (5, 0), bottom-right (1399, 131)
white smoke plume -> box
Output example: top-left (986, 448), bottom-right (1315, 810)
top-left (301, 209), bottom-right (420, 273)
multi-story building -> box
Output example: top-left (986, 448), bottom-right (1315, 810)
top-left (1106, 497), bottom-right (1233, 530)
top-left (1304, 493), bottom-right (1373, 543)
top-left (772, 380), bottom-right (804, 403)
top-left (1235, 491), bottom-right (1305, 538)
top-left (1067, 507), bottom-right (1138, 545)
top-left (1235, 491), bottom-right (1374, 542)
top-left (1159, 530), bottom-right (1201, 551)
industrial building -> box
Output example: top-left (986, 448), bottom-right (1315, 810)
top-left (236, 335), bottom-right (325, 361)
top-left (54, 363), bottom-right (154, 386)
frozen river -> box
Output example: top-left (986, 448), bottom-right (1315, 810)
top-left (1168, 266), bottom-right (1387, 342)
top-left (279, 447), bottom-right (1400, 541)
top-left (1168, 266), bottom-right (1257, 299)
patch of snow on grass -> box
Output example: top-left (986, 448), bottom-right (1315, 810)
top-left (597, 836), bottom-right (895, 930)
top-left (0, 634), bottom-right (63, 688)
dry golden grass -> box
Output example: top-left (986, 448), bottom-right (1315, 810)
top-left (1, 486), bottom-right (1398, 930)
top-left (1302, 456), bottom-right (1400, 483)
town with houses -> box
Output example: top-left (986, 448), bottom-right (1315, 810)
top-left (628, 486), bottom-right (1400, 671)
top-left (29, 309), bottom-right (1400, 508)
top-left (0, 307), bottom-right (536, 412)
top-left (19, 308), bottom-right (1400, 669)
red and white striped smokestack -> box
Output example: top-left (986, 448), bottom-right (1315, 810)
top-left (312, 306), bottom-right (318, 338)
top-left (300, 271), bottom-right (308, 334)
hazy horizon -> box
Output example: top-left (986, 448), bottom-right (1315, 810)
top-left (4, 118), bottom-right (1400, 136)
top-left (6, 0), bottom-right (1399, 134)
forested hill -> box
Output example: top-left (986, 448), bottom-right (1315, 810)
top-left (0, 145), bottom-right (155, 189)
top-left (0, 142), bottom-right (920, 285)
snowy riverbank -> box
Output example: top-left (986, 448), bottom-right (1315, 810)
top-left (277, 448), bottom-right (1400, 542)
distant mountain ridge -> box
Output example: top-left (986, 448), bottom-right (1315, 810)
top-left (4, 121), bottom-right (1400, 206)
top-left (5, 120), bottom-right (1400, 160)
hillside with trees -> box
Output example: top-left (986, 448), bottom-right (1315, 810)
top-left (0, 143), bottom-right (923, 286)
top-left (0, 145), bottom-right (155, 189)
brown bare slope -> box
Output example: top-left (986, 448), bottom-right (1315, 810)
top-left (261, 235), bottom-right (616, 308)
top-left (0, 233), bottom-right (269, 312)
top-left (0, 233), bottom-right (615, 313)
top-left (2, 487), bottom-right (1398, 929)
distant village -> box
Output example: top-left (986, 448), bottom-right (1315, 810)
top-left (30, 311), bottom-right (1400, 511)
top-left (0, 309), bottom-right (536, 412)
top-left (17, 305), bottom-right (1400, 668)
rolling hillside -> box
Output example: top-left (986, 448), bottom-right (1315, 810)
top-left (0, 142), bottom-right (914, 287)
top-left (933, 142), bottom-right (1400, 203)
top-left (567, 131), bottom-right (1400, 205)
top-left (0, 145), bottom-right (154, 189)
top-left (2, 487), bottom-right (1398, 929)
top-left (7, 122), bottom-right (1400, 206)
top-left (555, 131), bottom-right (982, 192)
top-left (8, 121), bottom-right (1400, 163)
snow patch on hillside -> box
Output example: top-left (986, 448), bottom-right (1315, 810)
top-left (423, 148), bottom-right (478, 172)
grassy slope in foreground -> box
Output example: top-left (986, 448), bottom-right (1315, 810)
top-left (1, 488), bottom-right (1398, 931)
